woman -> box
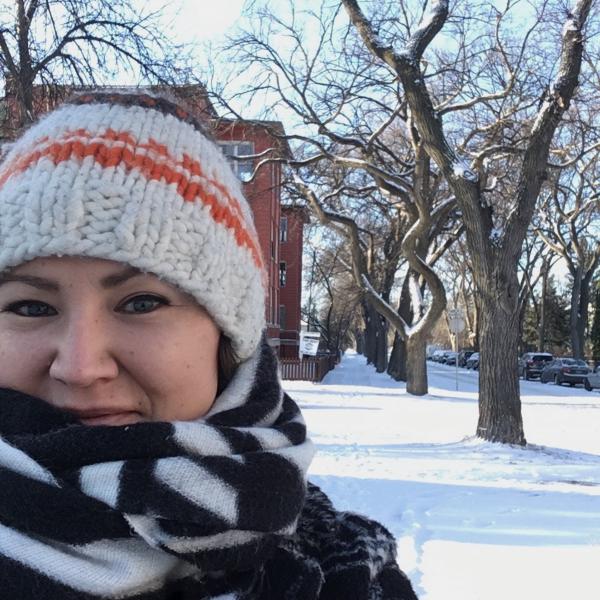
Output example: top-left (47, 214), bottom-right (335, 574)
top-left (0, 91), bottom-right (418, 599)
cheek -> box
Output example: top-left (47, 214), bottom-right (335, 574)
top-left (0, 329), bottom-right (51, 393)
top-left (126, 323), bottom-right (221, 421)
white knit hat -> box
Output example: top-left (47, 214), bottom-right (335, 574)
top-left (0, 91), bottom-right (266, 360)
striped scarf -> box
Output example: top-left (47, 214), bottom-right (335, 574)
top-left (0, 341), bottom-right (316, 599)
top-left (0, 341), bottom-right (418, 599)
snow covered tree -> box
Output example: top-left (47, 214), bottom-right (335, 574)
top-left (343, 0), bottom-right (593, 444)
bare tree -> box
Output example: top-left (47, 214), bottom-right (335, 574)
top-left (287, 166), bottom-right (406, 373)
top-left (303, 240), bottom-right (363, 355)
top-left (213, 4), bottom-right (458, 394)
top-left (0, 0), bottom-right (194, 131)
top-left (534, 156), bottom-right (600, 358)
top-left (517, 231), bottom-right (559, 355)
top-left (387, 206), bottom-right (463, 380)
top-left (440, 238), bottom-right (479, 350)
top-left (291, 157), bottom-right (453, 394)
top-left (343, 0), bottom-right (593, 444)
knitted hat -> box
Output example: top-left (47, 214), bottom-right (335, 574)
top-left (0, 91), bottom-right (266, 360)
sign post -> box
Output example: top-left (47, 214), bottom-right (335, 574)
top-left (447, 308), bottom-right (465, 391)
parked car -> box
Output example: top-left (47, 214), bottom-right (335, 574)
top-left (539, 358), bottom-right (591, 386)
top-left (436, 350), bottom-right (452, 363)
top-left (584, 365), bottom-right (600, 391)
top-left (440, 351), bottom-right (456, 364)
top-left (427, 346), bottom-right (442, 360)
top-left (431, 350), bottom-right (447, 362)
top-left (444, 351), bottom-right (458, 365)
top-left (518, 352), bottom-right (553, 380)
top-left (465, 352), bottom-right (480, 370)
top-left (457, 350), bottom-right (475, 367)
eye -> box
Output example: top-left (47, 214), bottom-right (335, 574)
top-left (4, 300), bottom-right (57, 317)
top-left (119, 294), bottom-right (168, 314)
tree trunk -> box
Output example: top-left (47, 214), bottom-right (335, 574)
top-left (362, 299), bottom-right (389, 371)
top-left (538, 260), bottom-right (549, 351)
top-left (374, 313), bottom-right (388, 373)
top-left (388, 332), bottom-right (407, 381)
top-left (570, 267), bottom-right (584, 358)
top-left (387, 274), bottom-right (412, 381)
top-left (354, 328), bottom-right (365, 354)
top-left (577, 272), bottom-right (592, 359)
top-left (363, 302), bottom-right (378, 365)
top-left (517, 294), bottom-right (529, 355)
top-left (476, 266), bottom-right (526, 445)
top-left (472, 301), bottom-right (480, 350)
top-left (406, 335), bottom-right (427, 395)
top-left (591, 288), bottom-right (600, 362)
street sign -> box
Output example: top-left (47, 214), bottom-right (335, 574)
top-left (447, 308), bottom-right (465, 333)
top-left (299, 332), bottom-right (320, 356)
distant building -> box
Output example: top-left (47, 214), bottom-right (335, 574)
top-left (0, 83), bottom-right (307, 356)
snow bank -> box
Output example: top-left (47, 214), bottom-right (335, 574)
top-left (284, 352), bottom-right (600, 600)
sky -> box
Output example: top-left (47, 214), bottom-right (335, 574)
top-left (145, 0), bottom-right (246, 43)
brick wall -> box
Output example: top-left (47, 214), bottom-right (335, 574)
top-left (211, 120), bottom-right (288, 350)
top-left (279, 206), bottom-right (309, 358)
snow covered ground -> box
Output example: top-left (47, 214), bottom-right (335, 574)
top-left (283, 351), bottom-right (600, 600)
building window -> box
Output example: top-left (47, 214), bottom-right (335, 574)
top-left (271, 221), bottom-right (276, 259)
top-left (280, 216), bottom-right (288, 242)
top-left (279, 304), bottom-right (287, 330)
top-left (279, 262), bottom-right (287, 287)
top-left (218, 142), bottom-right (254, 182)
top-left (271, 294), bottom-right (275, 325)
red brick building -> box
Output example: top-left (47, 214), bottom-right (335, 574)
top-left (279, 206), bottom-right (310, 358)
top-left (211, 118), bottom-right (289, 350)
top-left (0, 83), bottom-right (307, 356)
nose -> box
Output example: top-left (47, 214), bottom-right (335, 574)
top-left (49, 311), bottom-right (119, 387)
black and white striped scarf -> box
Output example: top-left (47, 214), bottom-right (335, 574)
top-left (0, 341), bottom-right (418, 599)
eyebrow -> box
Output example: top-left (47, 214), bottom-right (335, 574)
top-left (0, 267), bottom-right (144, 291)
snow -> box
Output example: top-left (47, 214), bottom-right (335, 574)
top-left (489, 226), bottom-right (503, 246)
top-left (283, 352), bottom-right (600, 600)
top-left (562, 17), bottom-right (579, 37)
top-left (403, 0), bottom-right (447, 58)
top-left (452, 161), bottom-right (479, 183)
top-left (408, 275), bottom-right (423, 323)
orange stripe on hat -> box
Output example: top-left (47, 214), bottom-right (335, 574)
top-left (0, 131), bottom-right (264, 270)
top-left (57, 129), bottom-right (249, 225)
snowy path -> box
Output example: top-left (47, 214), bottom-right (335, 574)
top-left (283, 352), bottom-right (600, 600)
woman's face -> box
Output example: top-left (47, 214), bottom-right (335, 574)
top-left (0, 256), bottom-right (221, 425)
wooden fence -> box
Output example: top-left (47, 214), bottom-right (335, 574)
top-left (280, 354), bottom-right (338, 382)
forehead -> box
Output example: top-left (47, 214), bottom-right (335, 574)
top-left (8, 256), bottom-right (143, 278)
top-left (0, 256), bottom-right (209, 310)
top-left (1, 256), bottom-right (167, 290)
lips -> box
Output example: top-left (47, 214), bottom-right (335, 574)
top-left (71, 409), bottom-right (143, 426)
